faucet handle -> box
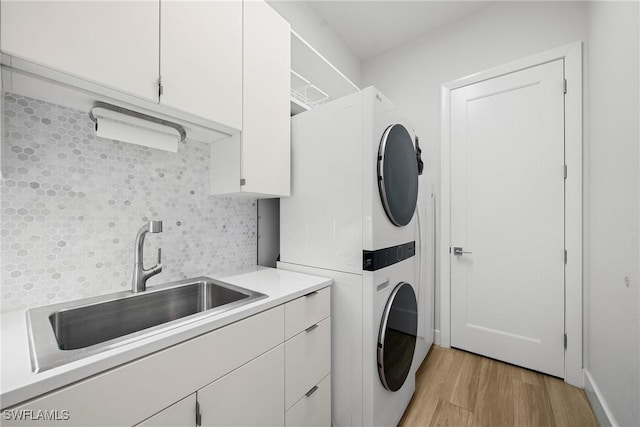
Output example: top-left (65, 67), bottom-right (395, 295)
top-left (157, 248), bottom-right (162, 265)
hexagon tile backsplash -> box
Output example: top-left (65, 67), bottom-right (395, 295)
top-left (0, 93), bottom-right (257, 312)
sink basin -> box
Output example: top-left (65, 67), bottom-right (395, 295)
top-left (26, 277), bottom-right (267, 372)
top-left (50, 281), bottom-right (252, 350)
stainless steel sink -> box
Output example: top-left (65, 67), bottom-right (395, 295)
top-left (26, 277), bottom-right (267, 372)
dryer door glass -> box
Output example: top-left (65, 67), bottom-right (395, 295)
top-left (378, 124), bottom-right (419, 227)
top-left (378, 282), bottom-right (418, 391)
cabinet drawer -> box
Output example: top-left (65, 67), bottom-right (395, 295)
top-left (285, 286), bottom-right (330, 339)
top-left (285, 317), bottom-right (331, 409)
top-left (285, 374), bottom-right (331, 427)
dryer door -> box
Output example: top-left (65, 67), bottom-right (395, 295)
top-left (378, 124), bottom-right (419, 227)
top-left (378, 282), bottom-right (418, 391)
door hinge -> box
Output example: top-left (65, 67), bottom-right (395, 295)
top-left (158, 76), bottom-right (164, 97)
top-left (240, 178), bottom-right (246, 186)
top-left (564, 249), bottom-right (567, 264)
top-left (195, 400), bottom-right (202, 426)
top-left (564, 333), bottom-right (567, 349)
top-left (564, 164), bottom-right (567, 179)
top-left (563, 79), bottom-right (567, 94)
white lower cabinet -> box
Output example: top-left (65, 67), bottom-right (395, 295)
top-left (3, 307), bottom-right (284, 427)
top-left (285, 317), bottom-right (331, 409)
top-left (198, 344), bottom-right (284, 426)
top-left (285, 375), bottom-right (331, 427)
top-left (136, 345), bottom-right (285, 427)
top-left (284, 290), bottom-right (331, 426)
top-left (137, 394), bottom-right (197, 427)
top-left (284, 287), bottom-right (331, 340)
top-left (4, 287), bottom-right (331, 427)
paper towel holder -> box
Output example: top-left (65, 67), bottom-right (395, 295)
top-left (88, 101), bottom-right (187, 143)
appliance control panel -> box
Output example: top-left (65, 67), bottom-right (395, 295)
top-left (363, 241), bottom-right (415, 271)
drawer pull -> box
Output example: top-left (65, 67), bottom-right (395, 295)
top-left (305, 324), bottom-right (319, 333)
top-left (305, 385), bottom-right (319, 397)
top-left (304, 290), bottom-right (319, 297)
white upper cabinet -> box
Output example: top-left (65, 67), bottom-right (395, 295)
top-left (2, 0), bottom-right (291, 198)
top-left (0, 1), bottom-right (159, 101)
top-left (211, 0), bottom-right (291, 198)
top-left (160, 0), bottom-right (242, 130)
top-left (242, 0), bottom-right (291, 197)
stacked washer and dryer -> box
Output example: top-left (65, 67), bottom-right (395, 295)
top-left (279, 86), bottom-right (433, 426)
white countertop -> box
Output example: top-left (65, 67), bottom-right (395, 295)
top-left (0, 266), bottom-right (331, 409)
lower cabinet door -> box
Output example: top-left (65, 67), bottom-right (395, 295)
top-left (197, 344), bottom-right (285, 426)
top-left (285, 317), bottom-right (331, 409)
top-left (136, 394), bottom-right (196, 427)
top-left (285, 374), bottom-right (331, 427)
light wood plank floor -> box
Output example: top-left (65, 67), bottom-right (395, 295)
top-left (399, 346), bottom-right (598, 427)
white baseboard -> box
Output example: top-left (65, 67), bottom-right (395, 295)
top-left (434, 329), bottom-right (441, 346)
top-left (584, 370), bottom-right (618, 427)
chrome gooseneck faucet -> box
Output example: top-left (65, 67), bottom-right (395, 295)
top-left (132, 220), bottom-right (163, 293)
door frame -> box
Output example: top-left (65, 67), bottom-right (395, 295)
top-left (440, 42), bottom-right (583, 386)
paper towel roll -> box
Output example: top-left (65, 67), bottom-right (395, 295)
top-left (92, 107), bottom-right (180, 153)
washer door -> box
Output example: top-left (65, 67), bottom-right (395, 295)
top-left (377, 282), bottom-right (418, 391)
top-left (378, 124), bottom-right (419, 227)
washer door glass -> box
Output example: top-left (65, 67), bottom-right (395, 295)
top-left (378, 124), bottom-right (419, 227)
top-left (378, 282), bottom-right (418, 392)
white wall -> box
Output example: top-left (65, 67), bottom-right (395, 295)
top-left (585, 2), bottom-right (639, 426)
top-left (362, 0), bottom-right (589, 338)
top-left (266, 0), bottom-right (361, 87)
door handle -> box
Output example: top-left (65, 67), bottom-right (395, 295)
top-left (453, 247), bottom-right (472, 255)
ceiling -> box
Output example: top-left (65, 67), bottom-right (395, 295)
top-left (306, 1), bottom-right (493, 61)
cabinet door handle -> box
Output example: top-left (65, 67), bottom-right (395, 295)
top-left (305, 385), bottom-right (318, 397)
top-left (195, 401), bottom-right (202, 426)
top-left (304, 290), bottom-right (318, 297)
top-left (305, 324), bottom-right (318, 333)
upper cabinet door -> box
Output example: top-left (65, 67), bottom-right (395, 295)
top-left (0, 1), bottom-right (159, 101)
top-left (160, 0), bottom-right (242, 130)
top-left (241, 0), bottom-right (291, 197)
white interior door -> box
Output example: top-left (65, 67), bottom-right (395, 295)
top-left (450, 59), bottom-right (565, 377)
